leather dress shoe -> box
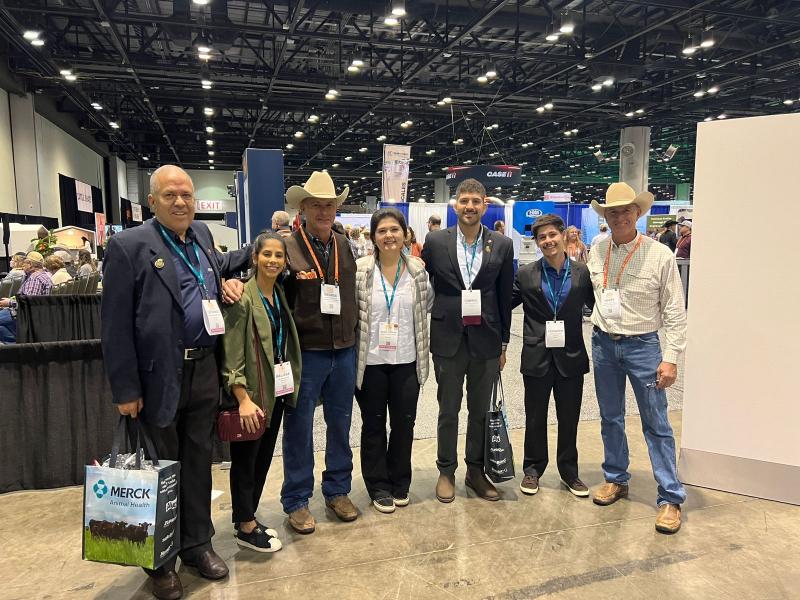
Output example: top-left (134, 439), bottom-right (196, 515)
top-left (655, 503), bottom-right (682, 534)
top-left (436, 474), bottom-right (455, 503)
top-left (151, 570), bottom-right (183, 600)
top-left (592, 482), bottom-right (629, 506)
top-left (181, 549), bottom-right (229, 580)
top-left (465, 467), bottom-right (499, 501)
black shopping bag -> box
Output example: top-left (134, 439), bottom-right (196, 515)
top-left (484, 374), bottom-right (515, 483)
top-left (83, 417), bottom-right (180, 569)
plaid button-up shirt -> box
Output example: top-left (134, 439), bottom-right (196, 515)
top-left (19, 269), bottom-right (52, 297)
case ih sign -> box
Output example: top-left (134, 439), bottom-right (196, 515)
top-left (445, 165), bottom-right (521, 188)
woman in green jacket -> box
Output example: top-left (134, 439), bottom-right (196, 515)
top-left (221, 231), bottom-right (301, 553)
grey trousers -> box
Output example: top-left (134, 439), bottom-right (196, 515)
top-left (432, 334), bottom-right (500, 476)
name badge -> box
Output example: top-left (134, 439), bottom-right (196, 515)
top-left (545, 320), bottom-right (565, 348)
top-left (274, 361), bottom-right (295, 397)
top-left (378, 322), bottom-right (399, 359)
top-left (600, 289), bottom-right (622, 320)
top-left (320, 284), bottom-right (341, 315)
top-left (461, 289), bottom-right (482, 326)
top-left (201, 299), bottom-right (225, 336)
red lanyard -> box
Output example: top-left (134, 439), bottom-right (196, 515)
top-left (299, 227), bottom-right (339, 284)
top-left (603, 234), bottom-right (643, 289)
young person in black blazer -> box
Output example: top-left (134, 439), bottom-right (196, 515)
top-left (422, 178), bottom-right (514, 503)
top-left (511, 214), bottom-right (595, 498)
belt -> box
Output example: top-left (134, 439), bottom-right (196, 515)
top-left (592, 325), bottom-right (649, 341)
top-left (184, 346), bottom-right (215, 361)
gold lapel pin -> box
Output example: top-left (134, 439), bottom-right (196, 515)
top-left (154, 258), bottom-right (165, 269)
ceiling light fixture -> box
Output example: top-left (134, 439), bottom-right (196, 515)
top-left (707, 85), bottom-right (719, 94)
top-left (192, 0), bottom-right (211, 5)
top-left (477, 74), bottom-right (488, 83)
top-left (545, 22), bottom-right (560, 42)
top-left (391, 0), bottom-right (406, 17)
top-left (201, 78), bottom-right (213, 87)
top-left (345, 156), bottom-right (353, 161)
top-left (602, 77), bottom-right (614, 87)
top-left (384, 16), bottom-right (399, 26)
top-left (591, 82), bottom-right (603, 91)
top-left (203, 107), bottom-right (214, 116)
top-left (682, 33), bottom-right (698, 55)
top-left (91, 102), bottom-right (102, 110)
top-left (717, 113), bottom-right (727, 119)
top-left (205, 125), bottom-right (214, 133)
top-left (31, 38), bottom-right (45, 47)
top-left (208, 151), bottom-right (215, 156)
top-left (377, 134), bottom-right (387, 141)
top-left (308, 114), bottom-right (320, 123)
top-left (109, 121), bottom-right (119, 129)
top-left (559, 12), bottom-right (575, 34)
top-left (59, 69), bottom-right (72, 76)
top-left (23, 30), bottom-right (41, 40)
top-left (485, 64), bottom-right (498, 79)
top-left (285, 143), bottom-right (294, 149)
top-left (206, 139), bottom-right (214, 146)
top-left (700, 29), bottom-right (715, 48)
top-left (294, 131), bottom-right (304, 138)
top-left (359, 147), bottom-right (368, 152)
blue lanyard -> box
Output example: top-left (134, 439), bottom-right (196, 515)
top-left (461, 230), bottom-right (481, 289)
top-left (258, 288), bottom-right (284, 363)
top-left (157, 223), bottom-right (209, 298)
top-left (379, 257), bottom-right (403, 318)
top-left (541, 258), bottom-right (570, 318)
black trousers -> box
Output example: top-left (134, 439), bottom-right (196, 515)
top-left (433, 335), bottom-right (500, 475)
top-left (144, 353), bottom-right (219, 571)
top-left (355, 362), bottom-right (420, 500)
top-left (229, 398), bottom-right (284, 524)
top-left (522, 366), bottom-right (584, 482)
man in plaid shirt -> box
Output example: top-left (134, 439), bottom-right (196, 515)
top-left (0, 251), bottom-right (52, 343)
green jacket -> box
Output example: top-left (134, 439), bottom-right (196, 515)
top-left (221, 278), bottom-right (301, 426)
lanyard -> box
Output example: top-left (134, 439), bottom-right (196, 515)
top-left (258, 288), bottom-right (284, 362)
top-left (461, 230), bottom-right (481, 289)
top-left (157, 223), bottom-right (209, 298)
top-left (541, 258), bottom-right (570, 319)
top-left (379, 257), bottom-right (403, 318)
top-left (299, 227), bottom-right (339, 284)
top-left (603, 234), bottom-right (643, 289)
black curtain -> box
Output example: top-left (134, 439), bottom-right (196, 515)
top-left (58, 174), bottom-right (104, 230)
top-left (16, 295), bottom-right (101, 343)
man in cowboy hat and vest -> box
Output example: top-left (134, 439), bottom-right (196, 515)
top-left (587, 182), bottom-right (687, 534)
top-left (281, 171), bottom-right (359, 533)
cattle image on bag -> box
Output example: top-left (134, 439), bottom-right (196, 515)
top-left (83, 418), bottom-right (180, 569)
top-left (484, 374), bottom-right (516, 483)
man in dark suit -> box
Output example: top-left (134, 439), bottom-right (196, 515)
top-left (511, 214), bottom-right (595, 499)
top-left (422, 178), bottom-right (514, 503)
top-left (101, 165), bottom-right (249, 600)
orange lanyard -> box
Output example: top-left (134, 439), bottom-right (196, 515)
top-left (299, 227), bottom-right (339, 284)
top-left (603, 234), bottom-right (643, 289)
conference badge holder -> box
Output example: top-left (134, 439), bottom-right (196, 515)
top-left (461, 289), bottom-right (482, 326)
top-left (202, 299), bottom-right (226, 335)
top-left (600, 289), bottom-right (622, 320)
top-left (545, 320), bottom-right (565, 348)
top-left (275, 362), bottom-right (295, 397)
top-left (320, 284), bottom-right (341, 315)
top-left (378, 322), bottom-right (400, 359)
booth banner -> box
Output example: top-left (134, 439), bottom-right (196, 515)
top-left (94, 213), bottom-right (106, 248)
top-left (647, 214), bottom-right (675, 229)
top-left (445, 165), bottom-right (520, 188)
top-left (131, 203), bottom-right (143, 223)
top-left (511, 201), bottom-right (555, 236)
top-left (382, 144), bottom-right (411, 202)
top-left (76, 180), bottom-right (93, 213)
top-left (544, 192), bottom-right (571, 203)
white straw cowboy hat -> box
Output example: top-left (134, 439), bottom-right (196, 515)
top-left (285, 171), bottom-right (349, 210)
top-left (591, 182), bottom-right (655, 216)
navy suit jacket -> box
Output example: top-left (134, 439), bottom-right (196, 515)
top-left (101, 218), bottom-right (250, 427)
top-left (422, 225), bottom-right (514, 359)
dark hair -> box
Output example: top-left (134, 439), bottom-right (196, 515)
top-left (369, 208), bottom-right (407, 255)
top-left (408, 226), bottom-right (417, 244)
top-left (81, 236), bottom-right (89, 243)
top-left (251, 231), bottom-right (289, 269)
top-left (455, 178), bottom-right (486, 199)
top-left (332, 221), bottom-right (345, 236)
top-left (78, 249), bottom-right (92, 265)
top-left (493, 220), bottom-right (504, 231)
top-left (531, 214), bottom-right (565, 239)
top-left (427, 214), bottom-right (441, 225)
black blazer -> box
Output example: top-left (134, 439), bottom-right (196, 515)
top-left (511, 257), bottom-right (595, 378)
top-left (101, 218), bottom-right (251, 427)
top-left (422, 225), bottom-right (514, 359)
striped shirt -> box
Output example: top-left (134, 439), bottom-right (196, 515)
top-left (588, 233), bottom-right (687, 364)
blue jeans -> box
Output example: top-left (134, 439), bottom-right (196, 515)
top-left (280, 346), bottom-right (356, 514)
top-left (0, 309), bottom-right (16, 344)
top-left (592, 330), bottom-right (686, 506)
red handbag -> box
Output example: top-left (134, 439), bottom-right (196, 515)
top-left (217, 316), bottom-right (269, 442)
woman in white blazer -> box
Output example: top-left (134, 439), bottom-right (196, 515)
top-left (354, 208), bottom-right (432, 514)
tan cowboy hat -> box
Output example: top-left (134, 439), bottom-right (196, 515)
top-left (285, 171), bottom-right (349, 209)
top-left (25, 251), bottom-right (45, 265)
top-left (591, 182), bottom-right (655, 216)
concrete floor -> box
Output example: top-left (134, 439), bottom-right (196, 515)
top-left (1, 411), bottom-right (799, 600)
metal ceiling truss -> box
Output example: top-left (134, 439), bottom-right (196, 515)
top-left (2, 0), bottom-right (800, 203)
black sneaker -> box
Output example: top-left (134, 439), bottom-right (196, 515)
top-left (372, 496), bottom-right (396, 514)
top-left (520, 473), bottom-right (539, 495)
top-left (235, 525), bottom-right (282, 553)
top-left (234, 520), bottom-right (278, 538)
top-left (561, 477), bottom-right (590, 497)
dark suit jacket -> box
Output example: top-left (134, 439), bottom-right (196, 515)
top-left (422, 225), bottom-right (514, 360)
top-left (659, 229), bottom-right (677, 252)
top-left (101, 218), bottom-right (251, 427)
top-left (511, 257), bottom-right (595, 378)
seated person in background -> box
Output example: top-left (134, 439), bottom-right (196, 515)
top-left (45, 254), bottom-right (72, 286)
top-left (0, 251), bottom-right (52, 343)
top-left (2, 253), bottom-right (27, 282)
top-left (55, 250), bottom-right (78, 278)
top-left (77, 250), bottom-right (96, 277)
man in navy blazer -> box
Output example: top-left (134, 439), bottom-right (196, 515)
top-left (422, 178), bottom-right (514, 504)
top-left (101, 165), bottom-right (249, 600)
top-left (511, 214), bottom-right (594, 499)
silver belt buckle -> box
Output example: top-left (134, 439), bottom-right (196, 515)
top-left (184, 348), bottom-right (194, 360)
